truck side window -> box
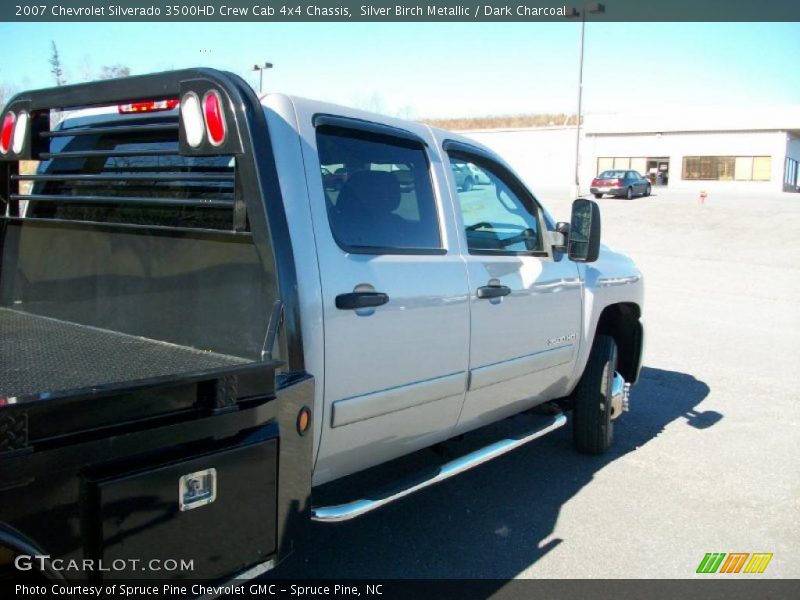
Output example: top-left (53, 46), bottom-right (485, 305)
top-left (316, 128), bottom-right (442, 253)
top-left (447, 155), bottom-right (543, 254)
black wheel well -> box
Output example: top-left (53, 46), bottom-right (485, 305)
top-left (595, 302), bottom-right (643, 384)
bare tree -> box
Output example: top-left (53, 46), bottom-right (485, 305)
top-left (0, 83), bottom-right (19, 108)
top-left (98, 65), bottom-right (131, 80)
top-left (397, 105), bottom-right (416, 120)
top-left (78, 55), bottom-right (93, 82)
top-left (352, 91), bottom-right (386, 115)
top-left (365, 92), bottom-right (385, 114)
top-left (49, 41), bottom-right (66, 86)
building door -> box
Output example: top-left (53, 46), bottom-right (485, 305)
top-left (647, 157), bottom-right (670, 186)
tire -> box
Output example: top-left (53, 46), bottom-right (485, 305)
top-left (625, 187), bottom-right (633, 200)
top-left (593, 193), bottom-right (603, 199)
top-left (572, 334), bottom-right (618, 454)
top-left (462, 177), bottom-right (474, 192)
top-left (644, 184), bottom-right (651, 197)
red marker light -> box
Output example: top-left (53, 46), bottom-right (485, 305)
top-left (0, 112), bottom-right (16, 154)
top-left (202, 90), bottom-right (226, 146)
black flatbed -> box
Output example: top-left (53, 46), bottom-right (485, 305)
top-left (0, 307), bottom-right (251, 399)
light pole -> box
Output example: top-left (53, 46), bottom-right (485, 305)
top-left (566, 3), bottom-right (605, 197)
top-left (252, 62), bottom-right (273, 94)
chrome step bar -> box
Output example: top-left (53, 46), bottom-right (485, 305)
top-left (311, 412), bottom-right (567, 523)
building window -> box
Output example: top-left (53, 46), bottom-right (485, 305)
top-left (599, 157), bottom-right (647, 172)
top-left (683, 156), bottom-right (771, 181)
top-left (597, 157), bottom-right (667, 182)
top-left (786, 158), bottom-right (799, 188)
top-left (734, 157), bottom-right (753, 180)
top-left (597, 157), bottom-right (614, 172)
top-left (613, 157), bottom-right (630, 169)
top-left (752, 157), bottom-right (771, 181)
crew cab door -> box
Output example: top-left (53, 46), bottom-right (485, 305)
top-left (443, 142), bottom-right (583, 433)
top-left (298, 115), bottom-right (470, 484)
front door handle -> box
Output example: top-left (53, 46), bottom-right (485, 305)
top-left (476, 285), bottom-right (511, 299)
top-left (336, 291), bottom-right (389, 310)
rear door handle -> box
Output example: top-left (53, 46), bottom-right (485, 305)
top-left (336, 292), bottom-right (389, 310)
top-left (476, 285), bottom-right (511, 299)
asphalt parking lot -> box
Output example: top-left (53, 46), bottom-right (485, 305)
top-left (272, 187), bottom-right (800, 580)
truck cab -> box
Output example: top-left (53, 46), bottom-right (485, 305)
top-left (263, 94), bottom-right (643, 487)
top-left (0, 69), bottom-right (644, 583)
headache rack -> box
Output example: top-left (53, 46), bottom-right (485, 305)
top-left (20, 119), bottom-right (241, 230)
top-left (0, 69), bottom-right (261, 233)
top-left (0, 68), bottom-right (306, 373)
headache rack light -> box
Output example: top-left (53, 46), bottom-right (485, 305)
top-left (0, 111), bottom-right (15, 154)
top-left (0, 110), bottom-right (31, 157)
top-left (202, 90), bottom-right (227, 147)
top-left (118, 98), bottom-right (179, 114)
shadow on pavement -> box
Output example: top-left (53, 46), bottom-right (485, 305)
top-left (270, 366), bottom-right (714, 579)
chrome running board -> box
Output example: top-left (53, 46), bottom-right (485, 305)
top-left (311, 412), bottom-right (567, 523)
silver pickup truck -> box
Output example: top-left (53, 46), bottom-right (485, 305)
top-left (0, 68), bottom-right (644, 584)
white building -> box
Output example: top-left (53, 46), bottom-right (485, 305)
top-left (464, 108), bottom-right (800, 199)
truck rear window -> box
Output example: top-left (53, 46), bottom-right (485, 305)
top-left (26, 114), bottom-right (237, 231)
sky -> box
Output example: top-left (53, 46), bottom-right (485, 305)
top-left (1, 21), bottom-right (799, 119)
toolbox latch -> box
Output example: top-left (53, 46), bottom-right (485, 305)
top-left (179, 468), bottom-right (217, 511)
